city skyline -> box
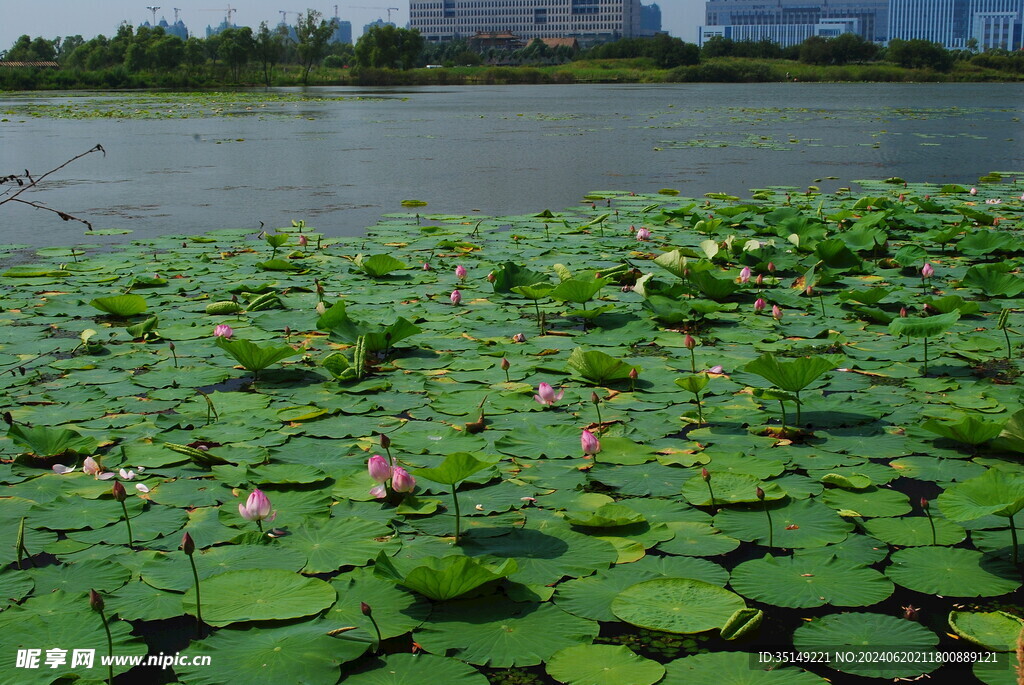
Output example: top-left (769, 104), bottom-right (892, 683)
top-left (0, 1), bottom-right (704, 51)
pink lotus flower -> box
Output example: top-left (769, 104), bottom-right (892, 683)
top-left (298, 234), bottom-right (309, 247)
top-left (238, 489), bottom-right (276, 523)
top-left (739, 266), bottom-right (751, 284)
top-left (455, 265), bottom-right (467, 280)
top-left (767, 262), bottom-right (776, 273)
top-left (986, 198), bottom-right (1001, 205)
top-left (636, 227), bottom-right (651, 241)
top-left (512, 333), bottom-right (527, 343)
top-left (706, 365), bottom-right (725, 374)
top-left (368, 455), bottom-right (391, 483)
top-left (422, 262), bottom-right (432, 271)
top-left (533, 382), bottom-right (565, 406)
top-left (581, 429), bottom-right (601, 455)
top-left (214, 324), bottom-right (233, 339)
top-left (369, 484), bottom-right (387, 499)
top-left (487, 272), bottom-right (496, 283)
top-left (772, 304), bottom-right (783, 321)
top-left (450, 290), bottom-right (462, 306)
top-left (391, 467), bottom-right (415, 493)
top-left (754, 298), bottom-right (766, 313)
top-left (921, 263), bottom-right (934, 278)
top-left (969, 187), bottom-right (978, 195)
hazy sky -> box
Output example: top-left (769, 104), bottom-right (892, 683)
top-left (0, 1), bottom-right (706, 51)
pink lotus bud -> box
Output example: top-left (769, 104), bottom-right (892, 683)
top-left (767, 262), bottom-right (776, 273)
top-left (89, 589), bottom-right (104, 612)
top-left (739, 266), bottom-right (751, 284)
top-left (501, 358), bottom-right (510, 370)
top-left (701, 467), bottom-right (710, 482)
top-left (487, 272), bottom-right (496, 283)
top-left (898, 194), bottom-right (905, 202)
top-left (805, 286), bottom-right (814, 296)
top-left (422, 262), bottom-right (432, 271)
top-left (969, 187), bottom-right (977, 195)
top-left (581, 429), bottom-right (601, 455)
top-left (361, 602), bottom-right (373, 616)
top-left (298, 234), bottom-right (309, 247)
top-left (391, 467), bottom-right (415, 493)
top-left (455, 265), bottom-right (467, 280)
top-left (629, 368), bottom-right (638, 381)
top-left (920, 497), bottom-right (929, 510)
top-left (512, 333), bottom-right (527, 343)
top-left (921, 263), bottom-right (934, 278)
top-left (754, 298), bottom-right (766, 313)
top-left (684, 334), bottom-right (696, 350)
top-left (756, 486), bottom-right (765, 501)
top-left (369, 484), bottom-right (387, 499)
top-left (238, 489), bottom-right (276, 522)
top-left (900, 307), bottom-right (908, 317)
top-left (450, 289), bottom-right (462, 306)
top-left (636, 227), bottom-right (651, 241)
top-left (379, 432), bottom-right (391, 449)
top-left (755, 273), bottom-right (763, 286)
top-left (181, 532), bottom-right (195, 556)
top-left (367, 455), bottom-right (392, 483)
top-left (111, 481), bottom-right (127, 503)
top-left (772, 305), bottom-right (783, 321)
top-left (533, 382), bottom-right (565, 406)
top-left (214, 324), bottom-right (233, 339)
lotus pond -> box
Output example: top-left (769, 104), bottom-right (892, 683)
top-left (1, 177), bottom-right (1024, 685)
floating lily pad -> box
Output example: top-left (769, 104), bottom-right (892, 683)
top-left (611, 578), bottom-right (746, 634)
top-left (729, 554), bottom-right (893, 608)
top-left (885, 547), bottom-right (1021, 597)
top-left (546, 644), bottom-right (665, 685)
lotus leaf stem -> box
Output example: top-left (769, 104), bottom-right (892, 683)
top-left (923, 505), bottom-right (937, 546)
top-left (97, 600), bottom-right (114, 685)
top-left (594, 402), bottom-right (602, 427)
top-left (451, 486), bottom-right (462, 545)
top-left (188, 553), bottom-right (203, 639)
top-left (120, 500), bottom-right (133, 548)
top-left (693, 391), bottom-right (703, 425)
top-left (1009, 513), bottom-right (1019, 565)
top-left (778, 401), bottom-right (787, 436)
top-left (367, 612), bottom-right (384, 653)
top-left (689, 347), bottom-right (696, 374)
top-left (923, 337), bottom-right (929, 375)
top-left (818, 293), bottom-right (825, 318)
top-left (763, 502), bottom-right (774, 548)
top-left (705, 480), bottom-right (715, 511)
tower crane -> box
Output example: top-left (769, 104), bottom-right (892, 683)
top-left (352, 6), bottom-right (401, 23)
top-left (199, 5), bottom-right (236, 26)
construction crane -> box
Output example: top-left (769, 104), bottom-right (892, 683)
top-left (352, 6), bottom-right (401, 23)
top-left (145, 5), bottom-right (161, 25)
top-left (173, 7), bottom-right (182, 23)
top-left (199, 4), bottom-right (236, 26)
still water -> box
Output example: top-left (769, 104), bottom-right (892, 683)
top-left (0, 83), bottom-right (1021, 247)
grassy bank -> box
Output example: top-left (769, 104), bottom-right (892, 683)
top-left (2, 56), bottom-right (1022, 91)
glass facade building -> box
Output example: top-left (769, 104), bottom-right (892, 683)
top-left (409, 0), bottom-right (642, 43)
top-left (701, 1), bottom-right (888, 46)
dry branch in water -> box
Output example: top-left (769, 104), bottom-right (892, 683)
top-left (0, 144), bottom-right (105, 231)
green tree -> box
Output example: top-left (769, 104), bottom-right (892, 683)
top-left (254, 21), bottom-right (285, 85)
top-left (886, 38), bottom-right (953, 71)
top-left (184, 37), bottom-right (205, 72)
top-left (149, 36), bottom-right (184, 70)
top-left (354, 25), bottom-right (425, 69)
top-left (295, 9), bottom-right (335, 84)
top-left (701, 36), bottom-right (734, 59)
top-left (218, 27), bottom-right (254, 81)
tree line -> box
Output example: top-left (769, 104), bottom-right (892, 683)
top-left (3, 16), bottom-right (1022, 90)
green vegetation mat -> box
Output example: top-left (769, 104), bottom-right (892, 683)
top-left (1, 176), bottom-right (1023, 684)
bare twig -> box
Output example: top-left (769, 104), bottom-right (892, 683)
top-left (0, 144), bottom-right (105, 231)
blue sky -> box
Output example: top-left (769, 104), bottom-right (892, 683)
top-left (1, 1), bottom-right (705, 51)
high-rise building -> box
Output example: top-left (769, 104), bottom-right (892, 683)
top-left (409, 0), bottom-right (641, 43)
top-left (701, 1), bottom-right (888, 47)
top-left (640, 3), bottom-right (663, 36)
top-left (330, 18), bottom-right (353, 44)
top-left (889, 0), bottom-right (1022, 49)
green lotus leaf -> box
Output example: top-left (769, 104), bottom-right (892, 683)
top-left (316, 301), bottom-right (421, 352)
top-left (714, 497), bottom-right (854, 548)
top-left (341, 654), bottom-right (488, 685)
top-left (257, 258), bottom-right (302, 271)
top-left (564, 503), bottom-right (646, 528)
top-left (675, 373), bottom-right (710, 394)
top-left (89, 294), bottom-right (147, 316)
top-left (413, 597), bottom-right (599, 667)
top-left (215, 336), bottom-right (299, 372)
top-left (888, 310), bottom-right (960, 338)
top-left (730, 554), bottom-right (893, 608)
top-left (688, 269), bottom-right (740, 302)
top-left (922, 294), bottom-right (981, 315)
top-left (546, 644), bottom-right (665, 685)
top-left (566, 348), bottom-right (640, 385)
top-left (937, 469), bottom-right (1024, 520)
top-left (963, 264), bottom-right (1024, 298)
top-left (491, 261), bottom-right (549, 293)
top-left (862, 516), bottom-right (965, 546)
top-left (264, 233), bottom-right (290, 248)
top-left (993, 408), bottom-right (1024, 454)
top-left (820, 472), bottom-right (872, 489)
top-left (6, 423), bottom-right (97, 458)
top-left (125, 314), bottom-right (159, 338)
top-left (885, 547), bottom-right (1020, 597)
top-left (792, 612), bottom-right (939, 679)
top-left (373, 552), bottom-right (517, 601)
top-left (662, 651), bottom-right (827, 684)
top-left (948, 611), bottom-right (1024, 652)
top-left (653, 249), bottom-right (692, 279)
top-left (182, 569), bottom-right (336, 626)
top-left (354, 253), bottom-right (408, 277)
top-left (815, 238), bottom-right (862, 269)
top-left (412, 452), bottom-right (496, 485)
top-left (743, 353), bottom-right (844, 393)
top-left (549, 277), bottom-right (609, 304)
top-left (837, 287), bottom-right (893, 305)
top-left (682, 472), bottom-right (785, 506)
top-left (611, 577), bottom-right (746, 634)
top-left (511, 282), bottom-right (555, 300)
top-left (921, 414), bottom-right (1006, 446)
